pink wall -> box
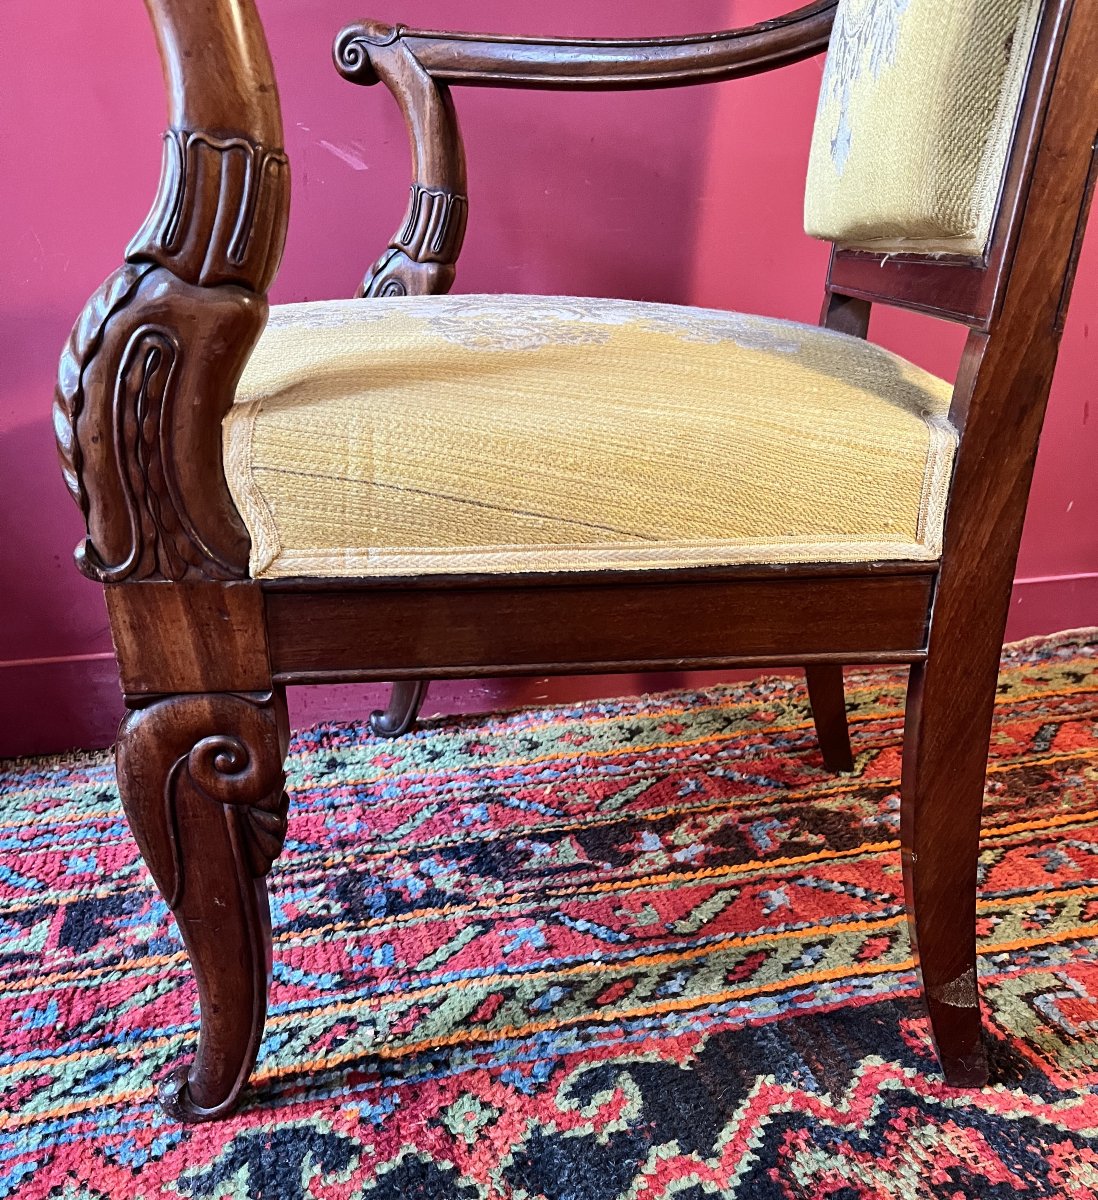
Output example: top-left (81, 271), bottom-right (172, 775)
top-left (1, 1), bottom-right (1094, 758)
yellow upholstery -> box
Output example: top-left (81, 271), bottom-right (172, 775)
top-left (805, 0), bottom-right (1041, 256)
top-left (222, 296), bottom-right (956, 580)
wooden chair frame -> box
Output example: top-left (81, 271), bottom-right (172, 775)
top-left (55, 0), bottom-right (1097, 1121)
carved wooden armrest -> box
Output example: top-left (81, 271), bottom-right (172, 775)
top-left (55, 0), bottom-right (291, 584)
top-left (334, 1), bottom-right (836, 297)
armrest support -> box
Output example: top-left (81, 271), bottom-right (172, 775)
top-left (337, 23), bottom-right (469, 298)
top-left (334, 2), bottom-right (835, 297)
top-left (54, 0), bottom-right (290, 584)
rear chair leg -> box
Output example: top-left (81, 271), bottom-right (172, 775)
top-left (901, 642), bottom-right (996, 1087)
top-left (806, 665), bottom-right (855, 773)
top-left (383, 676), bottom-right (855, 769)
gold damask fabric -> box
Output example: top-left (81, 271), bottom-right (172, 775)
top-left (805, 0), bottom-right (1041, 255)
top-left (222, 295), bottom-right (956, 580)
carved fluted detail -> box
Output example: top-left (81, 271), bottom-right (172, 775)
top-left (361, 185), bottom-right (469, 297)
top-left (56, 0), bottom-right (290, 583)
top-left (128, 129), bottom-right (289, 292)
top-left (335, 21), bottom-right (469, 297)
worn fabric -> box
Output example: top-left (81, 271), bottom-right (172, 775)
top-left (805, 0), bottom-right (1041, 255)
top-left (222, 295), bottom-right (956, 580)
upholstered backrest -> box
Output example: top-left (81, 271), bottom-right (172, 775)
top-left (805, 0), bottom-right (1042, 257)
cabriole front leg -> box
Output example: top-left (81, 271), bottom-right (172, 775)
top-left (116, 690), bottom-right (290, 1121)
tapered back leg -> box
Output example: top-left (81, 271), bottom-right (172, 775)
top-left (901, 611), bottom-right (999, 1086)
top-left (805, 665), bottom-right (855, 773)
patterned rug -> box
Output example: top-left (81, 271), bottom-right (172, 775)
top-left (3, 632), bottom-right (1098, 1199)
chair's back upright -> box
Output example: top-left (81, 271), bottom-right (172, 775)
top-left (805, 0), bottom-right (1096, 334)
top-left (801, 0), bottom-right (1096, 650)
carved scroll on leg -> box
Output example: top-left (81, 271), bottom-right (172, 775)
top-left (335, 22), bottom-right (469, 297)
top-left (116, 691), bottom-right (290, 1121)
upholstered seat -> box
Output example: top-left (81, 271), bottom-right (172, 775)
top-left (223, 294), bottom-right (955, 579)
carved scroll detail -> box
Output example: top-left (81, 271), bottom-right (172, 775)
top-left (334, 20), bottom-right (403, 85)
top-left (335, 23), bottom-right (469, 298)
top-left (162, 724), bottom-right (289, 908)
top-left (118, 693), bottom-right (289, 908)
top-left (56, 266), bottom-right (267, 583)
top-left (335, 5), bottom-right (838, 90)
top-left (116, 691), bottom-right (289, 1122)
top-left (58, 117), bottom-right (290, 583)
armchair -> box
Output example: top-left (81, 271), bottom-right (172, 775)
top-left (56, 0), bottom-right (1097, 1121)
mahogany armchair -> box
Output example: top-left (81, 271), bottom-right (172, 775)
top-left (55, 0), bottom-right (1097, 1121)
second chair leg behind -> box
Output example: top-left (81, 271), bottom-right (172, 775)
top-left (371, 679), bottom-right (429, 738)
top-left (806, 665), bottom-right (855, 773)
top-left (375, 674), bottom-right (856, 772)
